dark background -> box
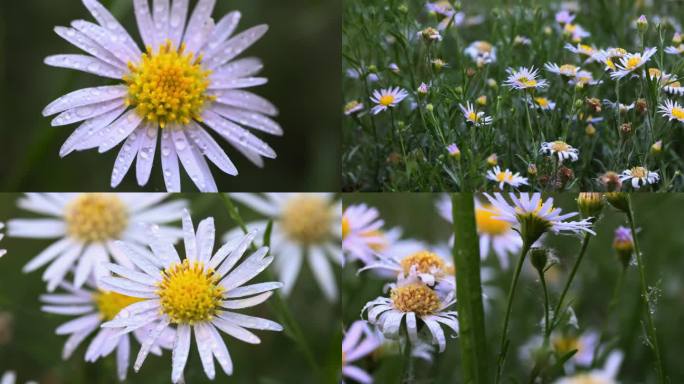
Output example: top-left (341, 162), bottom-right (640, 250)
top-left (0, 0), bottom-right (341, 192)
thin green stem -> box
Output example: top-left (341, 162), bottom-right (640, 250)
top-left (550, 233), bottom-right (591, 333)
top-left (626, 198), bottom-right (665, 383)
top-left (495, 240), bottom-right (532, 384)
top-left (402, 330), bottom-right (415, 384)
top-left (539, 268), bottom-right (550, 341)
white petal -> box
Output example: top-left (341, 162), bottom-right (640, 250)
top-left (98, 109), bottom-right (145, 153)
top-left (168, 0), bottom-right (189, 47)
top-left (134, 317), bottom-right (171, 371)
top-left (202, 109), bottom-right (276, 158)
top-left (116, 334), bottom-right (131, 380)
top-left (221, 291), bottom-right (272, 309)
top-left (225, 282), bottom-right (283, 298)
top-left (210, 57), bottom-right (262, 80)
top-left (203, 25), bottom-right (268, 70)
top-left (43, 243), bottom-right (85, 291)
top-left (308, 247), bottom-right (337, 300)
top-left (213, 90), bottom-right (278, 116)
top-left (209, 105), bottom-right (282, 135)
top-left (73, 243), bottom-right (99, 287)
top-left (16, 193), bottom-right (65, 216)
top-left (160, 130), bottom-right (181, 192)
top-left (206, 323), bottom-right (233, 375)
top-left (214, 230), bottom-right (257, 276)
top-left (136, 123), bottom-right (159, 186)
top-left (194, 323), bottom-right (216, 379)
top-left (61, 106), bottom-right (127, 156)
top-left (277, 245), bottom-right (302, 296)
top-left (212, 318), bottom-right (260, 344)
top-left (45, 54), bottom-right (125, 79)
top-left (152, 0), bottom-right (170, 45)
top-left (171, 325), bottom-right (192, 383)
top-left (217, 312), bottom-right (283, 331)
top-left (53, 26), bottom-right (125, 69)
top-left (111, 124), bottom-right (145, 188)
top-left (41, 304), bottom-right (94, 315)
top-left (43, 85), bottom-right (127, 116)
top-left (71, 20), bottom-right (139, 64)
top-left (63, 325), bottom-right (99, 359)
top-left (202, 11), bottom-right (241, 55)
top-left (171, 126), bottom-right (210, 191)
top-left (133, 0), bottom-right (157, 48)
top-left (208, 77), bottom-right (268, 90)
top-left (196, 217), bottom-right (215, 264)
top-left (51, 98), bottom-right (124, 127)
top-left (105, 263), bottom-right (158, 286)
top-left (220, 248), bottom-right (272, 291)
top-left (55, 314), bottom-right (102, 335)
top-left (182, 0), bottom-right (216, 52)
top-left (23, 238), bottom-right (74, 272)
top-left (83, 0), bottom-right (141, 55)
top-left (185, 122), bottom-right (237, 175)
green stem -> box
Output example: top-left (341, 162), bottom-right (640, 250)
top-left (550, 233), bottom-right (591, 333)
top-left (402, 330), bottom-right (415, 384)
top-left (218, 194), bottom-right (323, 381)
top-left (495, 240), bottom-right (532, 384)
top-left (626, 197), bottom-right (666, 383)
top-left (539, 268), bottom-right (550, 341)
top-left (451, 193), bottom-right (489, 383)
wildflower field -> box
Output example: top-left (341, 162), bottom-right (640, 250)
top-left (0, 193), bottom-right (341, 383)
top-left (342, 193), bottom-right (684, 383)
top-left (342, 0), bottom-right (684, 192)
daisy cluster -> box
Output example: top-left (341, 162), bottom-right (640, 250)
top-left (1, 193), bottom-right (334, 383)
top-left (342, 0), bottom-right (684, 191)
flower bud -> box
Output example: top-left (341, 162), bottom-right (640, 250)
top-left (637, 15), bottom-right (648, 33)
top-left (577, 192), bottom-right (604, 220)
top-left (527, 163), bottom-right (538, 176)
top-left (368, 65), bottom-right (378, 73)
top-left (487, 78), bottom-right (498, 89)
top-left (600, 172), bottom-right (622, 192)
top-left (476, 95), bottom-right (487, 106)
top-left (605, 192), bottom-right (630, 213)
top-left (651, 140), bottom-right (662, 155)
top-left (431, 58), bottom-right (447, 71)
top-left (419, 27), bottom-right (442, 43)
top-left (397, 4), bottom-right (408, 13)
top-left (447, 143), bottom-right (461, 160)
top-left (612, 226), bottom-right (634, 268)
top-left (417, 82), bottom-right (430, 95)
top-left (636, 98), bottom-right (648, 114)
top-left (585, 124), bottom-right (596, 137)
top-left (619, 122), bottom-right (633, 137)
top-left (530, 248), bottom-right (550, 272)
top-left (426, 103), bottom-right (434, 112)
top-left (486, 153), bottom-right (498, 166)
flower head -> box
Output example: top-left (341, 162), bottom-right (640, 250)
top-left (447, 143), bottom-right (461, 159)
top-left (540, 141), bottom-right (579, 162)
top-left (343, 204), bottom-right (399, 266)
top-left (609, 47), bottom-right (657, 79)
top-left (100, 210), bottom-right (283, 383)
top-left (529, 96), bottom-right (556, 111)
top-left (484, 193), bottom-right (595, 245)
top-left (464, 41), bottom-right (497, 65)
top-left (42, 0), bottom-right (281, 191)
top-left (370, 87), bottom-right (409, 115)
top-left (658, 99), bottom-right (684, 122)
top-left (459, 102), bottom-right (492, 126)
top-left (620, 166), bottom-right (659, 189)
top-left (613, 226), bottom-right (634, 267)
top-left (545, 63), bottom-right (580, 77)
top-left (8, 193), bottom-right (185, 291)
top-left (504, 67), bottom-right (548, 90)
top-left (486, 166), bottom-right (529, 190)
top-left (344, 100), bottom-right (364, 115)
top-left (342, 321), bottom-right (381, 384)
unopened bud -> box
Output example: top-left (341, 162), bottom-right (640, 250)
top-left (651, 140), bottom-right (663, 155)
top-left (577, 192), bottom-right (604, 220)
top-left (637, 15), bottom-right (648, 33)
top-left (612, 226), bottom-right (634, 268)
top-left (530, 248), bottom-right (550, 272)
top-left (486, 153), bottom-right (498, 166)
top-left (527, 163), bottom-right (538, 176)
top-left (605, 192), bottom-right (630, 213)
top-left (585, 124), bottom-right (597, 137)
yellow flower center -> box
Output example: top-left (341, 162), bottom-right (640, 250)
top-left (399, 251), bottom-right (447, 276)
top-left (361, 230), bottom-right (387, 252)
top-left (518, 76), bottom-right (537, 87)
top-left (341, 216), bottom-right (350, 240)
top-left (605, 59), bottom-right (615, 70)
top-left (379, 95), bottom-right (395, 107)
top-left (564, 24), bottom-right (577, 33)
top-left (535, 97), bottom-right (550, 107)
top-left (157, 259), bottom-right (224, 324)
top-left (670, 81), bottom-right (682, 88)
top-left (475, 41), bottom-right (493, 53)
top-left (495, 171), bottom-right (514, 183)
top-left (281, 196), bottom-right (333, 245)
top-left (625, 56), bottom-right (642, 69)
top-left (124, 40), bottom-right (213, 128)
top-left (559, 64), bottom-right (577, 75)
top-left (391, 283), bottom-right (441, 316)
top-left (93, 291), bottom-right (143, 321)
top-left (553, 336), bottom-right (582, 355)
top-left (579, 44), bottom-right (593, 54)
top-left (476, 206), bottom-right (511, 236)
top-left (467, 111), bottom-right (478, 122)
top-left (648, 68), bottom-right (662, 78)
top-left (671, 106), bottom-right (684, 120)
top-left (65, 194), bottom-right (128, 242)
top-left (551, 140), bottom-right (570, 152)
top-left (630, 166), bottom-right (648, 178)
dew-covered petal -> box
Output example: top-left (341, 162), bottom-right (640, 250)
top-left (134, 317), bottom-right (170, 371)
top-left (171, 325), bottom-right (191, 383)
top-left (182, 0), bottom-right (216, 52)
top-left (152, 0), bottom-right (170, 45)
top-left (209, 105), bottom-right (282, 135)
top-left (97, 109), bottom-right (145, 153)
top-left (213, 230), bottom-right (257, 275)
top-left (43, 85), bottom-right (127, 116)
top-left (220, 248), bottom-right (271, 291)
top-left (64, 106), bottom-right (127, 155)
top-left (195, 217), bottom-right (215, 264)
top-left (206, 323), bottom-right (233, 375)
top-left (194, 322), bottom-right (216, 379)
top-left (203, 25), bottom-right (268, 70)
top-left (171, 126), bottom-right (212, 192)
top-left (133, 0), bottom-right (157, 48)
top-left (217, 311), bottom-right (283, 332)
top-left (224, 282), bottom-right (283, 298)
top-left (111, 124), bottom-right (144, 188)
top-left (51, 98), bottom-right (124, 127)
top-left (83, 0), bottom-right (141, 55)
top-left (212, 317), bottom-right (261, 344)
top-left (208, 77), bottom-right (268, 90)
top-left (212, 90), bottom-right (278, 116)
top-left (185, 122), bottom-right (237, 175)
top-left (54, 26), bottom-right (125, 69)
top-left (136, 123), bottom-right (159, 186)
top-left (221, 291), bottom-right (272, 309)
top-left (160, 130), bottom-right (181, 192)
top-left (71, 20), bottom-right (139, 64)
top-left (202, 109), bottom-right (276, 159)
top-left (168, 0), bottom-right (189, 47)
top-left (202, 11), bottom-right (241, 55)
top-left (45, 54), bottom-right (125, 79)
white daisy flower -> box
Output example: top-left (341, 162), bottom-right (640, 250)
top-left (447, 143), bottom-right (461, 158)
top-left (529, 96), bottom-right (556, 111)
top-left (483, 193), bottom-right (596, 238)
top-left (42, 0), bottom-right (282, 192)
top-left (609, 47), bottom-right (658, 80)
top-left (504, 67), bottom-right (548, 90)
top-left (228, 193), bottom-right (342, 301)
top-left (0, 223), bottom-right (6, 258)
top-left (362, 279), bottom-right (457, 352)
top-left (464, 41), bottom-right (497, 65)
top-left (544, 62), bottom-right (580, 77)
top-left (8, 193), bottom-right (185, 291)
top-left (603, 100), bottom-right (634, 113)
top-left (663, 80), bottom-right (684, 96)
top-left (369, 87), bottom-right (409, 115)
top-left (417, 27), bottom-right (442, 42)
top-left (486, 166), bottom-right (529, 190)
top-left (555, 10), bottom-right (575, 24)
top-left (342, 203), bottom-right (399, 266)
top-left (344, 100), bottom-right (364, 116)
top-left (572, 71), bottom-right (602, 86)
top-left (620, 166), bottom-right (659, 189)
top-left (562, 23), bottom-right (591, 42)
top-left (459, 102), bottom-right (492, 126)
top-left (564, 43), bottom-right (597, 59)
top-left (553, 351), bottom-right (623, 384)
top-left (0, 372), bottom-right (36, 384)
top-left (540, 141), bottom-right (579, 162)
top-left (592, 47), bottom-right (628, 71)
top-left (360, 248), bottom-right (455, 289)
top-left (40, 281), bottom-right (174, 381)
top-left (658, 99), bottom-right (684, 123)
top-left (664, 44), bottom-right (684, 55)
top-left (99, 210), bottom-right (283, 383)
top-left (342, 321), bottom-right (382, 384)
top-left (436, 196), bottom-right (523, 269)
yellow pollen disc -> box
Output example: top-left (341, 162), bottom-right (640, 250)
top-left (579, 44), bottom-right (593, 54)
top-left (671, 107), bottom-right (684, 120)
top-left (476, 206), bottom-right (511, 236)
top-left (564, 24), bottom-right (577, 33)
top-left (399, 251), bottom-right (447, 276)
top-left (551, 140), bottom-right (570, 152)
top-left (553, 336), bottom-right (582, 355)
top-left (605, 59), bottom-right (615, 70)
top-left (391, 283), bottom-right (441, 316)
top-left (475, 41), bottom-right (493, 53)
top-left (94, 291), bottom-right (143, 321)
top-left (559, 64), bottom-right (577, 75)
top-left (496, 171), bottom-right (513, 183)
top-left (625, 56), bottom-right (642, 69)
top-left (361, 230), bottom-right (387, 251)
top-left (157, 259), bottom-right (224, 324)
top-left (65, 194), bottom-right (128, 242)
top-left (649, 68), bottom-right (661, 78)
top-left (535, 97), bottom-right (550, 107)
top-left (518, 76), bottom-right (537, 87)
top-left (379, 95), bottom-right (395, 107)
top-left (614, 48), bottom-right (627, 56)
top-left (630, 166), bottom-right (648, 178)
top-left (671, 81), bottom-right (682, 88)
top-left (341, 216), bottom-right (351, 240)
top-left (281, 196), bottom-right (334, 245)
top-left (124, 40), bottom-right (213, 128)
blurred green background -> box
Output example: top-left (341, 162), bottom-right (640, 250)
top-left (0, 193), bottom-right (341, 383)
top-left (0, 0), bottom-right (341, 192)
top-left (342, 193), bottom-right (684, 383)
